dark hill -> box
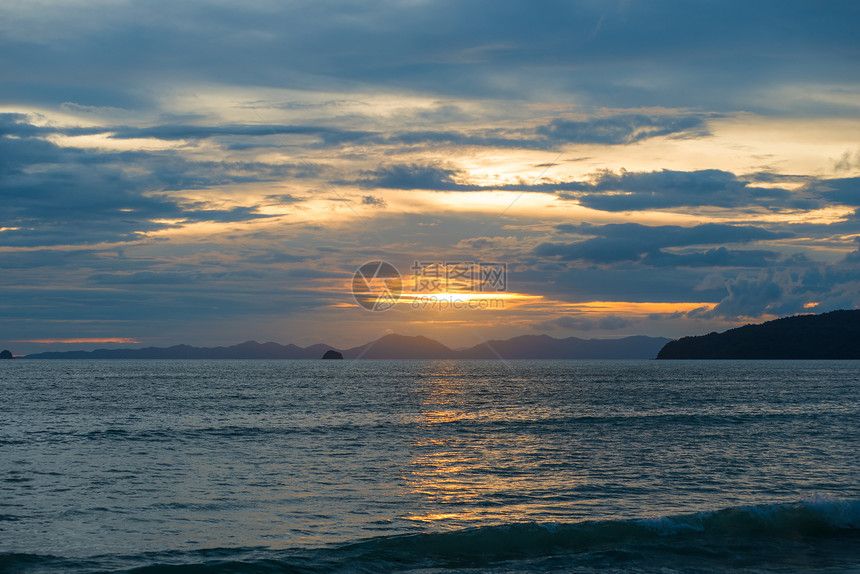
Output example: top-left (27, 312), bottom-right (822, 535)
top-left (24, 333), bottom-right (672, 360)
top-left (657, 309), bottom-right (860, 359)
top-left (342, 334), bottom-right (456, 359)
top-left (25, 341), bottom-right (323, 360)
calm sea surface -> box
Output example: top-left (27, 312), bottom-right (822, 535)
top-left (1, 360), bottom-right (858, 572)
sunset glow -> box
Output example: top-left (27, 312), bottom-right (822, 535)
top-left (2, 1), bottom-right (859, 354)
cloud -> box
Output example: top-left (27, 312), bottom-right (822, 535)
top-left (0, 115), bottom-right (300, 246)
top-left (3, 0), bottom-right (857, 113)
top-left (810, 177), bottom-right (860, 205)
top-left (559, 169), bottom-right (808, 212)
top-left (103, 123), bottom-right (375, 148)
top-left (383, 129), bottom-right (547, 150)
top-left (356, 163), bottom-right (480, 191)
top-left (690, 253), bottom-right (860, 320)
top-left (361, 195), bottom-right (387, 208)
top-left (88, 271), bottom-right (199, 285)
top-left (0, 249), bottom-right (102, 270)
top-left (352, 164), bottom-right (822, 213)
top-left (641, 247), bottom-right (779, 268)
top-left (844, 238), bottom-right (860, 263)
top-left (379, 114), bottom-right (707, 149)
top-left (832, 148), bottom-right (860, 172)
top-left (102, 115), bottom-right (711, 153)
top-left (106, 124), bottom-right (325, 140)
top-left (695, 273), bottom-right (784, 318)
top-left (534, 222), bottom-right (785, 265)
top-left (181, 206), bottom-right (276, 223)
top-left (537, 114), bottom-right (709, 145)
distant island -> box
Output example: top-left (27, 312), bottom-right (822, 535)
top-left (657, 309), bottom-right (860, 359)
top-left (22, 333), bottom-right (671, 360)
top-left (0, 349), bottom-right (13, 360)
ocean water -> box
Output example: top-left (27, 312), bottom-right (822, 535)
top-left (1, 359), bottom-right (858, 573)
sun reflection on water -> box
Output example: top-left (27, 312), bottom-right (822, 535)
top-left (402, 363), bottom-right (589, 528)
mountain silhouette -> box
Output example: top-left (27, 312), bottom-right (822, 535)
top-left (26, 341), bottom-right (326, 360)
top-left (342, 334), bottom-right (457, 359)
top-left (25, 333), bottom-right (670, 360)
top-left (657, 309), bottom-right (860, 359)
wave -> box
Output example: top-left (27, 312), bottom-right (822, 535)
top-left (3, 499), bottom-right (858, 573)
top-left (32, 410), bottom-right (836, 447)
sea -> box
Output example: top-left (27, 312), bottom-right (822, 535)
top-left (1, 359), bottom-right (858, 573)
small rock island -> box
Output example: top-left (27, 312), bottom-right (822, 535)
top-left (321, 349), bottom-right (344, 360)
top-left (0, 350), bottom-right (13, 360)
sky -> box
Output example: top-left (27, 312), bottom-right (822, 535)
top-left (2, 0), bottom-right (860, 354)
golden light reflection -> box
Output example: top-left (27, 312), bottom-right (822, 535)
top-left (402, 366), bottom-right (588, 527)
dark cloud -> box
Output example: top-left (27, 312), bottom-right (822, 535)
top-left (0, 140), bottom-right (178, 245)
top-left (0, 249), bottom-right (101, 270)
top-left (0, 116), bottom-right (303, 246)
top-left (106, 124), bottom-right (327, 140)
top-left (844, 238), bottom-right (860, 263)
top-left (242, 250), bottom-right (311, 264)
top-left (107, 123), bottom-right (545, 151)
top-left (88, 271), bottom-right (199, 285)
top-left (512, 263), bottom-right (730, 304)
top-left (537, 114), bottom-right (709, 145)
top-left (832, 149), bottom-right (860, 173)
top-left (353, 165), bottom-right (823, 213)
top-left (107, 116), bottom-right (708, 153)
top-left (104, 123), bottom-right (376, 148)
top-left (0, 113), bottom-right (46, 138)
top-left (356, 164), bottom-right (481, 191)
top-left (181, 206), bottom-right (275, 223)
top-left (702, 273), bottom-right (785, 319)
top-left (383, 129), bottom-right (548, 150)
top-left (381, 113), bottom-right (708, 149)
top-left (747, 172), bottom-right (813, 184)
top-left (690, 253), bottom-right (860, 320)
top-left (809, 177), bottom-right (860, 206)
top-left (361, 195), bottom-right (387, 208)
top-left (559, 169), bottom-right (809, 212)
top-left (535, 222), bottom-right (785, 265)
top-left (642, 248), bottom-right (779, 268)
top-left (265, 194), bottom-right (303, 204)
top-left (3, 1), bottom-right (857, 112)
